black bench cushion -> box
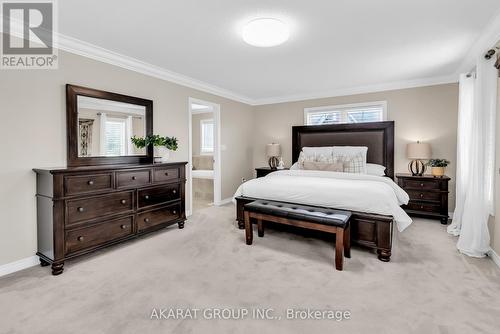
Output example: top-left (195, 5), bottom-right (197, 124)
top-left (244, 200), bottom-right (351, 227)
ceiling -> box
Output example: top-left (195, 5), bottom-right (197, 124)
top-left (59, 0), bottom-right (500, 104)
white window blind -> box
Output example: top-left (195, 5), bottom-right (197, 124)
top-left (104, 120), bottom-right (126, 156)
top-left (200, 119), bottom-right (214, 154)
top-left (304, 101), bottom-right (386, 125)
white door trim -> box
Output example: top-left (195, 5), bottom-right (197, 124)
top-left (187, 97), bottom-right (221, 216)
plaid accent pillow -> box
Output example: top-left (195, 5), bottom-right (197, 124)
top-left (341, 154), bottom-right (365, 174)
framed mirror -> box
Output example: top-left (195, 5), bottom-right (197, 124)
top-left (66, 84), bottom-right (153, 167)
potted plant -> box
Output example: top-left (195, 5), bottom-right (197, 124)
top-left (131, 134), bottom-right (178, 163)
top-left (426, 159), bottom-right (450, 177)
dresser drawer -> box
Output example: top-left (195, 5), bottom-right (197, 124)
top-left (138, 184), bottom-right (180, 209)
top-left (137, 203), bottom-right (181, 231)
top-left (406, 190), bottom-right (441, 202)
top-left (153, 167), bottom-right (180, 183)
top-left (65, 216), bottom-right (133, 254)
top-left (64, 173), bottom-right (113, 196)
top-left (405, 201), bottom-right (441, 213)
top-left (116, 169), bottom-right (151, 188)
top-left (403, 179), bottom-right (440, 190)
top-left (66, 191), bottom-right (134, 225)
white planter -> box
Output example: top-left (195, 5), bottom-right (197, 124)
top-left (154, 147), bottom-right (170, 163)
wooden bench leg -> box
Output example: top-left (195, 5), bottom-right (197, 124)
top-left (257, 219), bottom-right (264, 237)
top-left (344, 224), bottom-right (351, 258)
top-left (335, 228), bottom-right (344, 271)
top-left (244, 211), bottom-right (253, 245)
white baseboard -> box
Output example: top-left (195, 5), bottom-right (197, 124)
top-left (0, 256), bottom-right (39, 277)
top-left (487, 248), bottom-right (500, 269)
top-left (215, 197), bottom-right (233, 206)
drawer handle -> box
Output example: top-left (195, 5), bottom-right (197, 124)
top-left (420, 205), bottom-right (424, 209)
top-left (120, 199), bottom-right (127, 204)
top-left (88, 180), bottom-right (94, 185)
top-left (172, 210), bottom-right (177, 215)
top-left (420, 183), bottom-right (424, 187)
top-left (144, 195), bottom-right (150, 200)
top-left (420, 193), bottom-right (424, 198)
top-left (165, 172), bottom-right (169, 176)
top-left (77, 207), bottom-right (84, 212)
top-left (120, 224), bottom-right (127, 229)
top-left (172, 189), bottom-right (177, 194)
top-left (77, 236), bottom-right (84, 242)
top-left (132, 176), bottom-right (137, 180)
top-left (144, 218), bottom-right (150, 223)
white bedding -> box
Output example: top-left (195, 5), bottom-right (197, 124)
top-left (233, 170), bottom-right (412, 231)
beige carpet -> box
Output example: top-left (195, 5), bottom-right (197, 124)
top-left (1, 204), bottom-right (500, 334)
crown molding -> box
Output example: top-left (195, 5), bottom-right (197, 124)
top-left (3, 26), bottom-right (460, 106)
top-left (56, 33), bottom-right (255, 105)
top-left (251, 74), bottom-right (459, 106)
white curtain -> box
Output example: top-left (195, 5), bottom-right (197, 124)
top-left (99, 112), bottom-right (107, 156)
top-left (126, 116), bottom-right (133, 155)
top-left (448, 56), bottom-right (497, 257)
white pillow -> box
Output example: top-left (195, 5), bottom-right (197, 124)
top-left (366, 163), bottom-right (386, 176)
top-left (290, 162), bottom-right (301, 170)
top-left (332, 146), bottom-right (368, 173)
top-left (302, 146), bottom-right (334, 159)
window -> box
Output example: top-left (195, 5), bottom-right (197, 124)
top-left (104, 119), bottom-right (126, 156)
top-left (304, 101), bottom-right (387, 125)
top-left (200, 119), bottom-right (214, 154)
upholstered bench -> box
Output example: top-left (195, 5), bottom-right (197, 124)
top-left (244, 200), bottom-right (351, 271)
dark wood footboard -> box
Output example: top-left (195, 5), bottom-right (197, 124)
top-left (235, 196), bottom-right (393, 262)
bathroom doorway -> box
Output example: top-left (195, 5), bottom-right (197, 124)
top-left (188, 98), bottom-right (221, 215)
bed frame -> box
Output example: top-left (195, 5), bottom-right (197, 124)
top-left (235, 121), bottom-right (395, 261)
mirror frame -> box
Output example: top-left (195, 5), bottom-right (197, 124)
top-left (66, 84), bottom-right (153, 167)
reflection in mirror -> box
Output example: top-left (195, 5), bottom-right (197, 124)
top-left (77, 96), bottom-right (147, 157)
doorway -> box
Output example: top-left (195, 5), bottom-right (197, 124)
top-left (188, 98), bottom-right (221, 215)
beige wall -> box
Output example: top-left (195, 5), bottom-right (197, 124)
top-left (252, 84), bottom-right (459, 210)
top-left (0, 50), bottom-right (254, 266)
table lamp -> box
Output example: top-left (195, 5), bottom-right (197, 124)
top-left (266, 143), bottom-right (281, 169)
top-left (406, 141), bottom-right (431, 176)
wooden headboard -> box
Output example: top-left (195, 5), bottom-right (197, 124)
top-left (292, 121), bottom-right (395, 179)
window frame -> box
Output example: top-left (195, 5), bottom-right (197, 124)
top-left (200, 118), bottom-right (215, 155)
top-left (303, 101), bottom-right (387, 125)
top-left (104, 117), bottom-right (127, 156)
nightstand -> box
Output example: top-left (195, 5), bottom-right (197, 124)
top-left (396, 173), bottom-right (450, 224)
top-left (255, 167), bottom-right (289, 178)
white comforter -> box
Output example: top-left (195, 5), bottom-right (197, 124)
top-left (233, 170), bottom-right (412, 231)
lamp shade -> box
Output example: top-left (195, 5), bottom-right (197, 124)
top-left (266, 143), bottom-right (281, 157)
top-left (406, 142), bottom-right (431, 159)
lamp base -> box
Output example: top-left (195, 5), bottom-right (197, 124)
top-left (268, 156), bottom-right (279, 169)
top-left (408, 160), bottom-right (426, 176)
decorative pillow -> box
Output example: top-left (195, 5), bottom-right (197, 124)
top-left (303, 161), bottom-right (344, 172)
top-left (289, 162), bottom-right (301, 170)
top-left (366, 163), bottom-right (386, 176)
top-left (297, 151), bottom-right (334, 168)
top-left (332, 146), bottom-right (368, 173)
top-left (342, 154), bottom-right (365, 174)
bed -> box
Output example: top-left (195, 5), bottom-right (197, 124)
top-left (234, 121), bottom-right (410, 262)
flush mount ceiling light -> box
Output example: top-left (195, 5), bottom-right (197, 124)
top-left (242, 18), bottom-right (289, 47)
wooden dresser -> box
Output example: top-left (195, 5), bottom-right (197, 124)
top-left (396, 173), bottom-right (450, 224)
top-left (34, 162), bottom-right (187, 275)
